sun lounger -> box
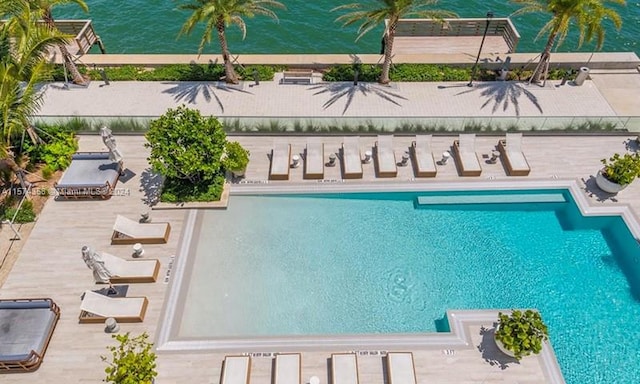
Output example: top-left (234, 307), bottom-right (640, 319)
top-left (79, 291), bottom-right (148, 323)
top-left (274, 353), bottom-right (301, 384)
top-left (0, 298), bottom-right (60, 373)
top-left (101, 252), bottom-right (160, 283)
top-left (341, 137), bottom-right (363, 179)
top-left (452, 134), bottom-right (482, 176)
top-left (498, 132), bottom-right (531, 176)
top-left (386, 352), bottom-right (417, 384)
top-left (54, 152), bottom-right (121, 199)
top-left (111, 215), bottom-right (171, 245)
top-left (269, 142), bottom-right (292, 180)
top-left (375, 135), bottom-right (398, 178)
top-left (410, 135), bottom-right (437, 177)
top-left (304, 139), bottom-right (324, 180)
top-left (221, 355), bottom-right (251, 384)
top-left (331, 353), bottom-right (359, 384)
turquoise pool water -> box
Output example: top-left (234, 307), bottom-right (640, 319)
top-left (56, 0), bottom-right (639, 55)
top-left (181, 189), bottom-right (640, 384)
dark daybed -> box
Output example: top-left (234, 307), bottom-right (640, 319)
top-left (0, 298), bottom-right (60, 373)
top-left (54, 152), bottom-right (122, 199)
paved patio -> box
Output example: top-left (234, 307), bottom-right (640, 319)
top-left (1, 133), bottom-right (639, 384)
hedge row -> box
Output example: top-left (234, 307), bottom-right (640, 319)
top-left (51, 63), bottom-right (571, 83)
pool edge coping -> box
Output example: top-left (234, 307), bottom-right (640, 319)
top-left (155, 178), bottom-right (640, 384)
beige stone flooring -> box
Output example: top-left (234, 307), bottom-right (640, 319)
top-left (1, 134), bottom-right (639, 384)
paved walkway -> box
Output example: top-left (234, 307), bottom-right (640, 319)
top-left (37, 71), bottom-right (640, 121)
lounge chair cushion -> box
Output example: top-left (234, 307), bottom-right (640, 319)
top-left (332, 353), bottom-right (358, 384)
top-left (0, 298), bottom-right (59, 372)
top-left (222, 356), bottom-right (251, 384)
top-left (112, 215), bottom-right (171, 244)
top-left (275, 353), bottom-right (301, 384)
top-left (79, 291), bottom-right (148, 323)
top-left (342, 137), bottom-right (363, 178)
top-left (387, 352), bottom-right (416, 384)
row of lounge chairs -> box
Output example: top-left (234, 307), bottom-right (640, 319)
top-left (268, 133), bottom-right (530, 180)
top-left (78, 215), bottom-right (172, 323)
top-left (221, 352), bottom-right (416, 384)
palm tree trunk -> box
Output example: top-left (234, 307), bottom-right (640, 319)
top-left (42, 12), bottom-right (87, 85)
top-left (217, 20), bottom-right (239, 84)
top-left (379, 19), bottom-right (397, 84)
top-left (532, 31), bottom-right (557, 84)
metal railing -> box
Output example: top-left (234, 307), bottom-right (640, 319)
top-left (392, 18), bottom-right (521, 53)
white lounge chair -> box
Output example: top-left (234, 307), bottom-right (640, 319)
top-left (101, 252), bottom-right (160, 283)
top-left (410, 135), bottom-right (437, 177)
top-left (274, 353), bottom-right (301, 384)
top-left (79, 291), bottom-right (148, 323)
top-left (222, 355), bottom-right (251, 384)
top-left (269, 142), bottom-right (292, 180)
top-left (375, 135), bottom-right (397, 178)
top-left (386, 352), bottom-right (417, 384)
top-left (304, 138), bottom-right (324, 180)
top-left (331, 353), bottom-right (359, 384)
top-left (452, 134), bottom-right (482, 176)
top-left (111, 215), bottom-right (171, 245)
top-left (341, 137), bottom-right (363, 179)
top-left (498, 133), bottom-right (531, 176)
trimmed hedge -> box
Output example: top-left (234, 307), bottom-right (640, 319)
top-left (50, 63), bottom-right (569, 83)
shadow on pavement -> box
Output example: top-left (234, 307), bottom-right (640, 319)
top-left (309, 82), bottom-right (407, 116)
top-left (455, 81), bottom-right (543, 117)
top-left (477, 325), bottom-right (519, 370)
top-left (140, 168), bottom-right (163, 207)
top-left (161, 81), bottom-right (252, 112)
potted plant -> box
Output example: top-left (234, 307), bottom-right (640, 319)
top-left (102, 332), bottom-right (157, 384)
top-left (596, 152), bottom-right (640, 194)
top-left (494, 309), bottom-right (549, 361)
top-left (223, 141), bottom-right (250, 178)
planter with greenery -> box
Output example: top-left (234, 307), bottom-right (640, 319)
top-left (102, 332), bottom-right (157, 384)
top-left (222, 141), bottom-right (250, 178)
top-left (494, 309), bottom-right (549, 361)
top-left (596, 152), bottom-right (640, 193)
top-left (146, 106), bottom-right (228, 203)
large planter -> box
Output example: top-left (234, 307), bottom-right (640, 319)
top-left (596, 170), bottom-right (627, 194)
top-left (494, 333), bottom-right (517, 358)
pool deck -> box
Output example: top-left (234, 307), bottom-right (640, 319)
top-left (1, 133), bottom-right (639, 384)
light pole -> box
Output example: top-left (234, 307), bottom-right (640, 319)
top-left (467, 11), bottom-right (494, 87)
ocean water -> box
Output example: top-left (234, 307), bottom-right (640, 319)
top-left (180, 190), bottom-right (640, 384)
top-left (55, 0), bottom-right (639, 56)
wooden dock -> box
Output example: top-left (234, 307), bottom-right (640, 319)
top-left (390, 18), bottom-right (519, 57)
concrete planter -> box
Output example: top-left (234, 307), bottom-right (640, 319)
top-left (595, 170), bottom-right (627, 194)
top-left (495, 335), bottom-right (517, 358)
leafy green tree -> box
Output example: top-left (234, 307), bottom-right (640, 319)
top-left (178, 0), bottom-right (285, 84)
top-left (333, 0), bottom-right (456, 84)
top-left (102, 332), bottom-right (157, 384)
top-left (146, 106), bottom-right (229, 202)
top-left (28, 0), bottom-right (90, 85)
top-left (511, 0), bottom-right (624, 84)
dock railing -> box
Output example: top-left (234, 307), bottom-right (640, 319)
top-left (391, 18), bottom-right (521, 53)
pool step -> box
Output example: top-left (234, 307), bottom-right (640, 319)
top-left (416, 193), bottom-right (566, 205)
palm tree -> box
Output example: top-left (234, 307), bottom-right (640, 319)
top-left (1, 0), bottom-right (66, 187)
top-left (511, 0), bottom-right (624, 84)
top-left (333, 0), bottom-right (456, 84)
top-left (178, 0), bottom-right (285, 84)
top-left (28, 0), bottom-right (90, 85)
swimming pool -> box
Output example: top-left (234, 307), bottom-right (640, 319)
top-left (162, 186), bottom-right (640, 384)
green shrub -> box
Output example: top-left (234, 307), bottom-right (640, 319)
top-left (222, 141), bottom-right (250, 172)
top-left (495, 309), bottom-right (549, 361)
top-left (22, 124), bottom-right (78, 171)
top-left (2, 199), bottom-right (36, 223)
top-left (41, 165), bottom-right (54, 180)
top-left (102, 332), bottom-right (157, 384)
